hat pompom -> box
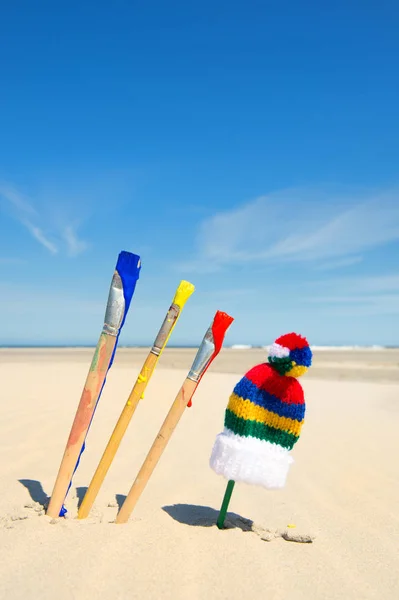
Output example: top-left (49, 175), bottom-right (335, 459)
top-left (268, 333), bottom-right (312, 377)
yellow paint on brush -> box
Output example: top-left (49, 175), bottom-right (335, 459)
top-left (173, 280), bottom-right (195, 309)
top-left (228, 393), bottom-right (304, 436)
top-left (160, 280), bottom-right (195, 353)
top-left (148, 280), bottom-right (195, 392)
top-left (137, 367), bottom-right (150, 399)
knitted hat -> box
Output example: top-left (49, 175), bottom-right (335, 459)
top-left (210, 333), bottom-right (312, 489)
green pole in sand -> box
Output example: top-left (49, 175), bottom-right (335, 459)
top-left (217, 480), bottom-right (235, 529)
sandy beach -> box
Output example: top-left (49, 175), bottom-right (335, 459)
top-left (1, 348), bottom-right (398, 599)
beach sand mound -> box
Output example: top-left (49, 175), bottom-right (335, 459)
top-left (0, 353), bottom-right (398, 599)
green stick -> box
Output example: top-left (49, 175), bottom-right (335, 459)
top-left (216, 479), bottom-right (235, 529)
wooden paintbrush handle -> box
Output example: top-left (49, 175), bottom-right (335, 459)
top-left (78, 280), bottom-right (195, 518)
top-left (46, 333), bottom-right (116, 518)
top-left (78, 351), bottom-right (158, 518)
top-left (116, 378), bottom-right (197, 524)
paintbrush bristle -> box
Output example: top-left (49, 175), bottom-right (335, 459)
top-left (116, 251), bottom-right (141, 274)
top-left (173, 280), bottom-right (195, 308)
top-left (212, 311), bottom-right (234, 355)
top-left (114, 251), bottom-right (141, 316)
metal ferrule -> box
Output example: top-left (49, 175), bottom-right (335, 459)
top-left (151, 304), bottom-right (180, 356)
top-left (102, 271), bottom-right (126, 336)
top-left (187, 325), bottom-right (215, 382)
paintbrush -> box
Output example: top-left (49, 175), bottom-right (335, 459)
top-left (116, 310), bottom-right (234, 524)
top-left (46, 251), bottom-right (141, 518)
top-left (78, 280), bottom-right (195, 518)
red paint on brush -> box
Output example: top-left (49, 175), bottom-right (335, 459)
top-left (211, 311), bottom-right (234, 356)
top-left (186, 311), bottom-right (234, 408)
top-left (67, 340), bottom-right (110, 446)
top-left (67, 388), bottom-right (93, 446)
top-left (97, 340), bottom-right (108, 374)
top-left (181, 386), bottom-right (192, 408)
top-left (194, 310), bottom-right (234, 390)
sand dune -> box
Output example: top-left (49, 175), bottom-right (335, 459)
top-left (0, 350), bottom-right (398, 599)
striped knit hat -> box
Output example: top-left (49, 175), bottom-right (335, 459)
top-left (210, 333), bottom-right (312, 489)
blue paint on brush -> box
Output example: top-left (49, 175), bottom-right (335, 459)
top-left (109, 251), bottom-right (141, 369)
top-left (59, 251), bottom-right (141, 516)
top-left (116, 250), bottom-right (141, 318)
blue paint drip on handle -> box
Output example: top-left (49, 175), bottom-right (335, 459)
top-left (59, 251), bottom-right (141, 516)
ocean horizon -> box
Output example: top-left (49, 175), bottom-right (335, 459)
top-left (1, 344), bottom-right (398, 350)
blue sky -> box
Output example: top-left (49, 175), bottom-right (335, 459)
top-left (1, 1), bottom-right (399, 346)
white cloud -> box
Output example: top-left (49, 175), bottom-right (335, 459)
top-left (63, 225), bottom-right (88, 257)
top-left (183, 187), bottom-right (399, 271)
top-left (24, 221), bottom-right (58, 254)
top-left (304, 274), bottom-right (399, 316)
top-left (316, 273), bottom-right (399, 295)
top-left (0, 184), bottom-right (59, 254)
top-left (312, 256), bottom-right (363, 271)
top-left (307, 294), bottom-right (399, 316)
top-left (0, 182), bottom-right (89, 257)
top-left (0, 183), bottom-right (37, 217)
